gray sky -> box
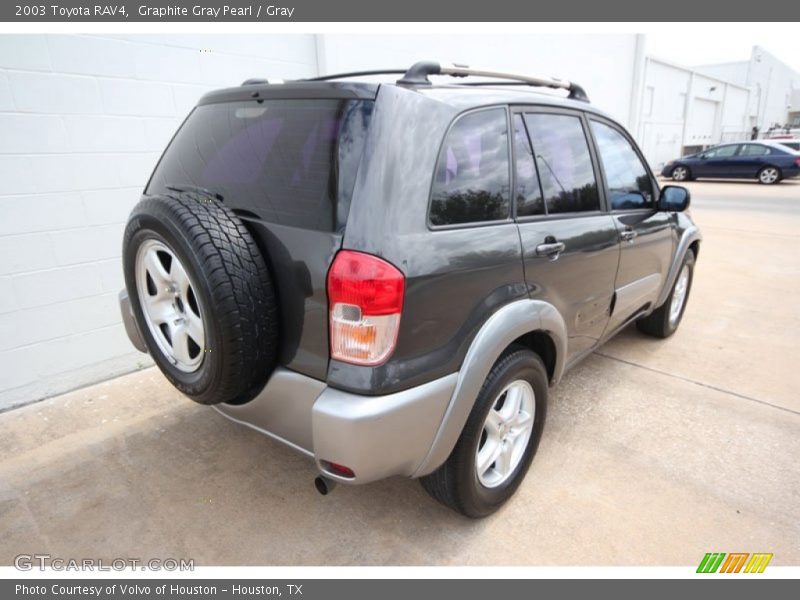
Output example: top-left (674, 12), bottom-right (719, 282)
top-left (646, 32), bottom-right (800, 73)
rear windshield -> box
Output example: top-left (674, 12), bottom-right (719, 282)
top-left (146, 99), bottom-right (373, 232)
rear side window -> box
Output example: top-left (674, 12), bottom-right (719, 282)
top-left (146, 99), bottom-right (373, 232)
top-left (590, 120), bottom-right (654, 210)
top-left (429, 108), bottom-right (510, 226)
top-left (523, 113), bottom-right (600, 214)
top-left (739, 144), bottom-right (771, 156)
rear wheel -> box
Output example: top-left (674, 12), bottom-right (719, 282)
top-left (758, 166), bottom-right (781, 185)
top-left (123, 191), bottom-right (279, 405)
top-left (420, 347), bottom-right (548, 518)
top-left (636, 250), bottom-right (695, 338)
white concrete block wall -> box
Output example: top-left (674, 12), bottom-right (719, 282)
top-left (0, 34), bottom-right (318, 410)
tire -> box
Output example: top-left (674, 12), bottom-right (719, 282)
top-left (122, 191), bottom-right (279, 405)
top-left (420, 347), bottom-right (548, 518)
top-left (671, 165), bottom-right (692, 182)
top-left (757, 166), bottom-right (781, 185)
top-left (636, 249), bottom-right (695, 339)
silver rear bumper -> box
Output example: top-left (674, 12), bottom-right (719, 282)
top-left (120, 288), bottom-right (457, 484)
top-left (214, 368), bottom-right (457, 484)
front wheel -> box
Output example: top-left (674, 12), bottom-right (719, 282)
top-left (758, 166), bottom-right (781, 185)
top-left (420, 347), bottom-right (548, 518)
top-left (671, 165), bottom-right (692, 182)
top-left (636, 250), bottom-right (695, 338)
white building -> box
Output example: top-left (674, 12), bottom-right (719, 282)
top-left (637, 57), bottom-right (751, 169)
top-left (696, 45), bottom-right (800, 134)
top-left (0, 34), bottom-right (795, 409)
top-left (789, 89), bottom-right (800, 127)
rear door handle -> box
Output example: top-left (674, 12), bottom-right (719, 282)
top-left (620, 229), bottom-right (638, 243)
top-left (535, 241), bottom-right (566, 258)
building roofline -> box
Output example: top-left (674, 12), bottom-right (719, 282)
top-left (645, 55), bottom-right (751, 91)
top-left (693, 60), bottom-right (749, 69)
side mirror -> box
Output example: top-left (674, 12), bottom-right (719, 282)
top-left (660, 185), bottom-right (690, 212)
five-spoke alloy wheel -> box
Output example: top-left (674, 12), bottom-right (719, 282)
top-left (668, 264), bottom-right (690, 328)
top-left (636, 248), bottom-right (695, 339)
top-left (135, 239), bottom-right (206, 373)
top-left (476, 380), bottom-right (536, 488)
top-left (421, 347), bottom-right (548, 518)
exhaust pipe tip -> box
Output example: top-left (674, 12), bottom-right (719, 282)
top-left (314, 475), bottom-right (336, 496)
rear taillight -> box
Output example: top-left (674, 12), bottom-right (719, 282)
top-left (327, 250), bottom-right (405, 366)
top-left (795, 157), bottom-right (800, 167)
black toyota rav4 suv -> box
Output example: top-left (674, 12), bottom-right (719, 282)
top-left (120, 62), bottom-right (701, 517)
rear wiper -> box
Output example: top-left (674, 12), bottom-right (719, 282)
top-left (166, 185), bottom-right (224, 202)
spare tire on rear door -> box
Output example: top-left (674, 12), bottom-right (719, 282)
top-left (122, 190), bottom-right (279, 405)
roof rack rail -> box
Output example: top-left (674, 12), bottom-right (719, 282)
top-left (241, 71), bottom-right (406, 88)
top-left (241, 77), bottom-right (286, 85)
top-left (245, 62), bottom-right (589, 102)
top-left (306, 69), bottom-right (406, 81)
top-left (397, 61), bottom-right (589, 103)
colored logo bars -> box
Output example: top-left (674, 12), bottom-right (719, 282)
top-left (697, 553), bottom-right (773, 573)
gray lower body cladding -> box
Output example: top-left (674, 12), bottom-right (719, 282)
top-left (214, 367), bottom-right (458, 484)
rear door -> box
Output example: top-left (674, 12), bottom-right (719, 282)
top-left (145, 95), bottom-right (375, 381)
top-left (512, 107), bottom-right (620, 363)
top-left (587, 117), bottom-right (674, 333)
top-left (732, 143), bottom-right (774, 177)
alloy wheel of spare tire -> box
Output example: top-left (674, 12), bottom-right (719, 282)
top-left (123, 191), bottom-right (279, 405)
top-left (135, 239), bottom-right (206, 373)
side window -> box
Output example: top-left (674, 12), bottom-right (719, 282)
top-left (429, 108), bottom-right (510, 226)
top-left (740, 144), bottom-right (770, 156)
top-left (523, 113), bottom-right (600, 214)
top-left (512, 114), bottom-right (544, 217)
top-left (590, 120), bottom-right (654, 210)
top-left (702, 145), bottom-right (738, 158)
